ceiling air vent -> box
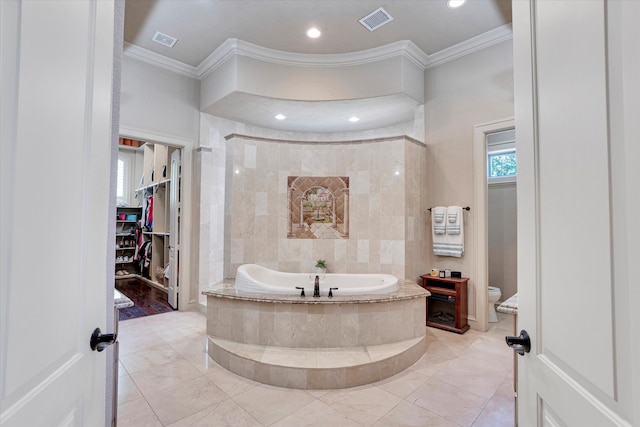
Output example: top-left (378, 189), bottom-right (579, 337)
top-left (152, 31), bottom-right (178, 48)
top-left (359, 7), bottom-right (394, 32)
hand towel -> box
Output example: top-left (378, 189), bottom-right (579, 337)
top-left (446, 206), bottom-right (462, 235)
top-left (448, 207), bottom-right (458, 223)
top-left (433, 206), bottom-right (446, 223)
top-left (432, 206), bottom-right (446, 234)
top-left (433, 206), bottom-right (464, 257)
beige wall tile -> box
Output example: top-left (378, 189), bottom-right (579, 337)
top-left (218, 135), bottom-right (426, 281)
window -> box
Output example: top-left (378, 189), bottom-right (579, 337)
top-left (117, 153), bottom-right (131, 206)
top-left (487, 129), bottom-right (516, 184)
top-left (488, 149), bottom-right (517, 178)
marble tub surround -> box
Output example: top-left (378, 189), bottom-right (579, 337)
top-left (207, 335), bottom-right (427, 390)
top-left (496, 293), bottom-right (518, 315)
top-left (203, 278), bottom-right (426, 303)
top-left (203, 280), bottom-right (427, 348)
top-left (204, 280), bottom-right (429, 389)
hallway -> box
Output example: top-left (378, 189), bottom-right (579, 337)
top-left (117, 310), bottom-right (514, 426)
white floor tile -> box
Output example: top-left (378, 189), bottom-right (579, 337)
top-left (119, 344), bottom-right (182, 373)
top-left (117, 396), bottom-right (163, 427)
top-left (130, 359), bottom-right (203, 395)
top-left (231, 384), bottom-right (316, 425)
top-left (373, 400), bottom-right (460, 427)
top-left (145, 376), bottom-right (227, 425)
top-left (117, 373), bottom-right (143, 406)
top-left (166, 398), bottom-right (261, 427)
top-left (271, 399), bottom-right (362, 427)
top-left (319, 385), bottom-right (403, 425)
top-left (117, 310), bottom-right (516, 427)
top-left (407, 377), bottom-right (488, 427)
top-left (374, 368), bottom-right (431, 399)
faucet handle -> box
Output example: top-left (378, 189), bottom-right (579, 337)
top-left (328, 287), bottom-right (338, 298)
top-left (295, 286), bottom-right (305, 297)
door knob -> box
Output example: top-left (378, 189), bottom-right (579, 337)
top-left (90, 327), bottom-right (117, 352)
top-left (505, 329), bottom-right (531, 356)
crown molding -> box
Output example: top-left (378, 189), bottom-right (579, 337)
top-left (425, 24), bottom-right (513, 69)
top-left (196, 38), bottom-right (240, 78)
top-left (197, 38), bottom-right (430, 79)
top-left (123, 42), bottom-right (199, 78)
top-left (124, 24), bottom-right (512, 79)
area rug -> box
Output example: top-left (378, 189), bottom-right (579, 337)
top-left (115, 278), bottom-right (174, 320)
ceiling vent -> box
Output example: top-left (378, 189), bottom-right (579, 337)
top-left (152, 31), bottom-right (178, 48)
top-left (359, 7), bottom-right (394, 32)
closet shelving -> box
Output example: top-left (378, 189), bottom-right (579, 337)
top-left (115, 206), bottom-right (142, 278)
top-left (135, 142), bottom-right (179, 291)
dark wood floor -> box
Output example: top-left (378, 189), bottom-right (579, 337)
top-left (115, 277), bottom-right (174, 320)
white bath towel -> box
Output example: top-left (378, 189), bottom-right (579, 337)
top-left (432, 206), bottom-right (446, 234)
top-left (433, 206), bottom-right (464, 257)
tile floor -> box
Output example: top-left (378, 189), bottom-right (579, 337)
top-left (117, 310), bottom-right (515, 426)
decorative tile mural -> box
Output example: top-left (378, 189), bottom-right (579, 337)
top-left (287, 176), bottom-right (349, 239)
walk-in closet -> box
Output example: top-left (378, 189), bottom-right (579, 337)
top-left (116, 137), bottom-right (182, 309)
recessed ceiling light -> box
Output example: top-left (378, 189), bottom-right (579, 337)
top-left (307, 27), bottom-right (321, 38)
top-left (275, 114), bottom-right (286, 120)
top-left (348, 116), bottom-right (360, 122)
top-left (152, 31), bottom-right (178, 48)
top-left (447, 0), bottom-right (466, 8)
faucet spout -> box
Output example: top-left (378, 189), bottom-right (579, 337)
top-left (313, 275), bottom-right (320, 297)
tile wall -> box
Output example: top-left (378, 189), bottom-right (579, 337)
top-left (196, 112), bottom-right (427, 301)
top-left (224, 134), bottom-right (428, 280)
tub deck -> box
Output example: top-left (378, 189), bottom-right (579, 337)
top-left (203, 280), bottom-right (430, 389)
top-left (202, 279), bottom-right (427, 304)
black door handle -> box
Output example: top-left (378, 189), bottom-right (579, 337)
top-left (90, 327), bottom-right (117, 352)
top-left (505, 329), bottom-right (531, 356)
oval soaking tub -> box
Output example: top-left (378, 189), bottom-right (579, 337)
top-left (235, 263), bottom-right (399, 296)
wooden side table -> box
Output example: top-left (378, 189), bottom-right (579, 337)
top-left (419, 274), bottom-right (470, 334)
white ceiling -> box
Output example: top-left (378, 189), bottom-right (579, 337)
top-left (124, 0), bottom-right (512, 133)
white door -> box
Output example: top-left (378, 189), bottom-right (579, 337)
top-left (168, 149), bottom-right (181, 309)
top-left (1, 1), bottom-right (118, 426)
top-left (513, 1), bottom-right (640, 426)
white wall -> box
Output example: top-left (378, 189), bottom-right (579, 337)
top-left (120, 55), bottom-right (200, 142)
top-left (488, 182), bottom-right (517, 300)
top-left (119, 54), bottom-right (201, 309)
top-left (201, 54), bottom-right (424, 112)
top-left (424, 39), bottom-right (514, 330)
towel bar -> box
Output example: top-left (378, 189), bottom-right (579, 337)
top-left (428, 206), bottom-right (470, 212)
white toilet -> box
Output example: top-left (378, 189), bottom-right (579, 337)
top-left (488, 286), bottom-right (502, 323)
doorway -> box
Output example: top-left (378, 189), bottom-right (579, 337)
top-left (486, 129), bottom-right (517, 315)
top-left (115, 137), bottom-right (182, 313)
top-left (471, 118), bottom-right (515, 332)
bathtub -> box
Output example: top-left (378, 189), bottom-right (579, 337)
top-left (235, 263), bottom-right (399, 296)
top-left (204, 276), bottom-right (428, 389)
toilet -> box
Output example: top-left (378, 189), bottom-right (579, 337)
top-left (488, 286), bottom-right (502, 323)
